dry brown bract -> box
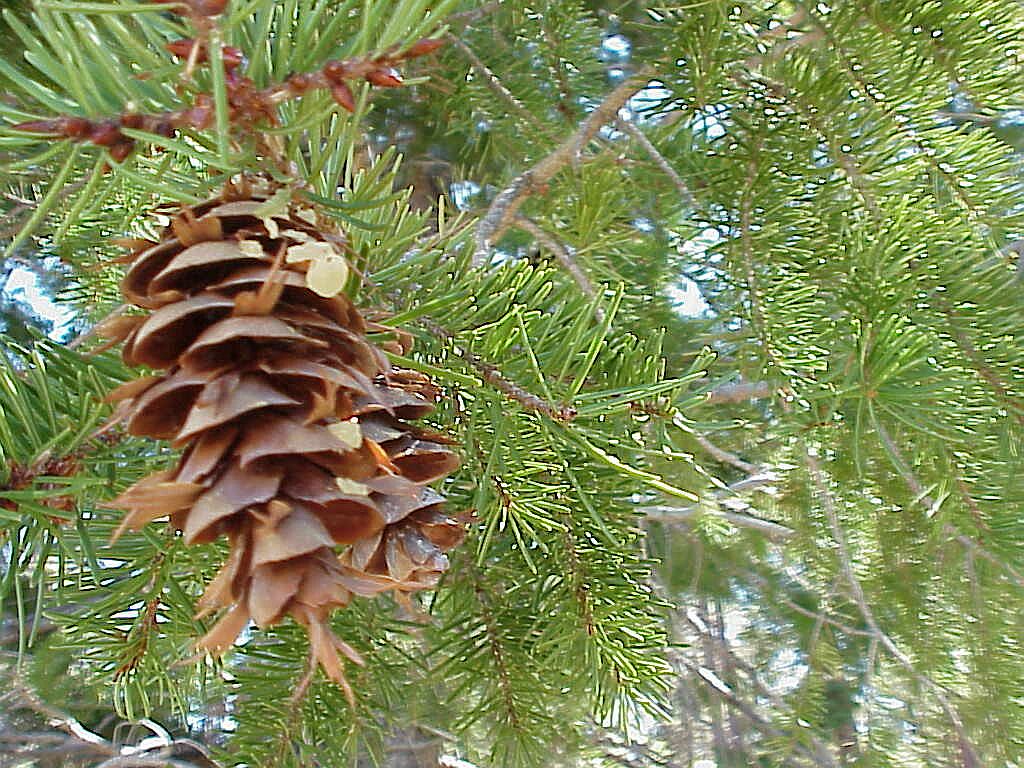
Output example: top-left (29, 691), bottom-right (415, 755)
top-left (102, 182), bottom-right (463, 701)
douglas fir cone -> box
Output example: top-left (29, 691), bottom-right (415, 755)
top-left (101, 183), bottom-right (463, 697)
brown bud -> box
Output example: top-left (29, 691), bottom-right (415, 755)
top-left (63, 117), bottom-right (94, 138)
top-left (166, 38), bottom-right (200, 60)
top-left (221, 46), bottom-right (245, 71)
top-left (405, 38), bottom-right (445, 58)
top-left (89, 121), bottom-right (123, 146)
top-left (153, 120), bottom-right (176, 138)
top-left (167, 39), bottom-right (244, 71)
top-left (323, 60), bottom-right (349, 83)
top-left (286, 72), bottom-right (314, 94)
top-left (180, 0), bottom-right (228, 15)
top-left (365, 68), bottom-right (402, 87)
top-left (158, 0), bottom-right (227, 17)
top-left (108, 140), bottom-right (135, 163)
top-left (121, 114), bottom-right (145, 130)
top-left (177, 96), bottom-right (214, 130)
top-left (331, 82), bottom-right (356, 113)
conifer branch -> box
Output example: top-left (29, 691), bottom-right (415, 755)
top-left (796, 4), bottom-right (982, 217)
top-left (874, 421), bottom-right (1024, 589)
top-left (474, 71), bottom-right (653, 264)
top-left (736, 141), bottom-right (780, 373)
top-left (942, 318), bottom-right (1024, 427)
top-left (472, 574), bottom-right (521, 730)
top-left (11, 43), bottom-right (442, 162)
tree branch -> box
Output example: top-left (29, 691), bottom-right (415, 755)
top-left (419, 318), bottom-right (578, 422)
top-left (805, 452), bottom-right (982, 766)
top-left (446, 35), bottom-right (550, 134)
top-left (514, 215), bottom-right (603, 317)
top-left (474, 71), bottom-right (653, 264)
top-left (615, 118), bottom-right (696, 209)
top-left (692, 433), bottom-right (759, 474)
top-left (642, 471), bottom-right (792, 541)
top-left (875, 421), bottom-right (1024, 589)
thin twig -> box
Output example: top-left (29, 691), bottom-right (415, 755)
top-left (446, 35), bottom-right (549, 133)
top-left (705, 380), bottom-right (772, 404)
top-left (642, 471), bottom-right (792, 541)
top-left (420, 318), bottom-right (578, 421)
top-left (474, 71), bottom-right (653, 264)
top-left (615, 118), bottom-right (696, 209)
top-left (445, 2), bottom-right (501, 28)
top-left (692, 433), bottom-right (759, 474)
top-left (514, 215), bottom-right (604, 319)
top-left (806, 452), bottom-right (982, 766)
top-left (739, 570), bottom-right (873, 638)
top-left (645, 505), bottom-right (793, 541)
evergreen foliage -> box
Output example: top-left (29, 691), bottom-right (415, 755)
top-left (0, 1), bottom-right (1021, 767)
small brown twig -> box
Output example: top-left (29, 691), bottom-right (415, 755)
top-left (474, 70), bottom-right (654, 264)
top-left (11, 39), bottom-right (444, 163)
top-left (420, 318), bottom-right (577, 422)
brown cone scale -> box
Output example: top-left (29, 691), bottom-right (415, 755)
top-left (103, 186), bottom-right (463, 698)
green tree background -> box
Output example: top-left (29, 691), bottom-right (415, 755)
top-left (0, 1), bottom-right (1022, 767)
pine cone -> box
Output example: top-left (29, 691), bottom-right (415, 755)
top-left (103, 184), bottom-right (463, 697)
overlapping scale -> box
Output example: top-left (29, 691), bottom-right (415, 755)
top-left (104, 188), bottom-right (463, 697)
